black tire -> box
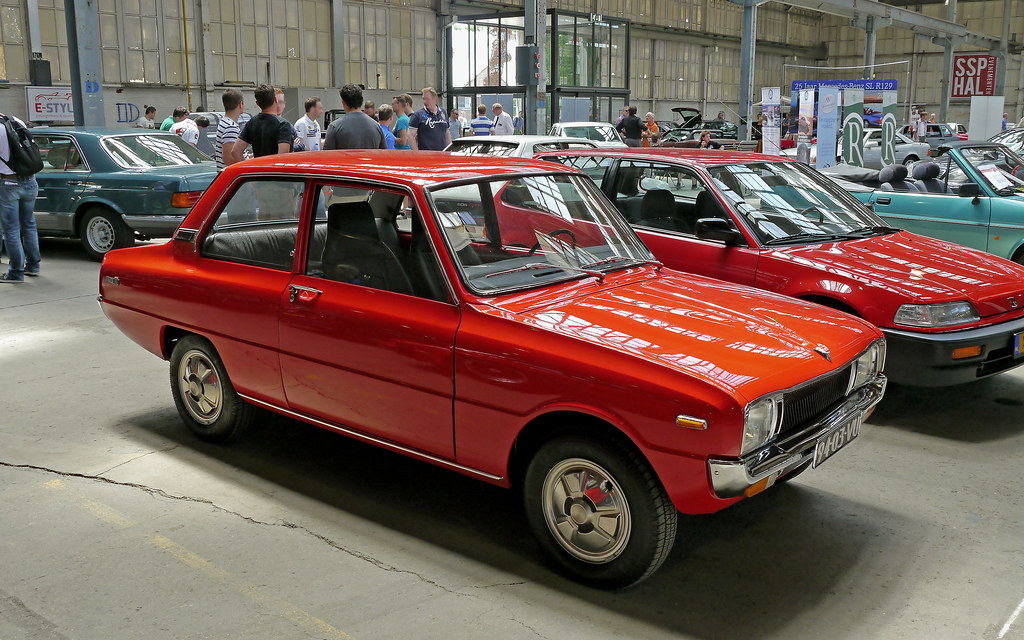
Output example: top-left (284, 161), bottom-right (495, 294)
top-left (169, 335), bottom-right (254, 443)
top-left (902, 155), bottom-right (919, 167)
top-left (523, 436), bottom-right (678, 589)
top-left (80, 207), bottom-right (134, 261)
top-left (1012, 247), bottom-right (1024, 266)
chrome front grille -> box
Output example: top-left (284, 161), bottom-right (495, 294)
top-left (779, 364), bottom-right (852, 436)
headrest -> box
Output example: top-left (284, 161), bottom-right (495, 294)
top-left (327, 201), bottom-right (377, 238)
top-left (878, 164), bottom-right (909, 183)
top-left (641, 189), bottom-right (675, 211)
top-left (615, 167), bottom-right (641, 197)
top-left (911, 162), bottom-right (941, 180)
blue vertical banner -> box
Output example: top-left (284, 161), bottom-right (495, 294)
top-left (816, 87), bottom-right (840, 170)
top-left (796, 89), bottom-right (815, 164)
top-left (761, 87), bottom-right (781, 155)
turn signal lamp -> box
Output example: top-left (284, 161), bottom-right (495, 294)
top-left (676, 415), bottom-right (708, 430)
top-left (171, 191), bottom-right (203, 208)
top-left (952, 345), bottom-right (983, 360)
top-left (744, 476), bottom-right (772, 498)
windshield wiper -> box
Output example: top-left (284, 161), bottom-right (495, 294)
top-left (996, 186), bottom-right (1020, 196)
top-left (844, 225), bottom-right (901, 237)
top-left (581, 256), bottom-right (664, 272)
top-left (483, 262), bottom-right (606, 283)
top-left (763, 233), bottom-right (848, 246)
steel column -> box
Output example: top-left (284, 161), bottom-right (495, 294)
top-left (737, 0), bottom-right (757, 141)
top-left (524, 0), bottom-right (546, 135)
top-left (63, 0), bottom-right (104, 126)
top-left (862, 16), bottom-right (876, 79)
top-left (939, 0), bottom-right (956, 122)
top-left (993, 0), bottom-right (1011, 97)
top-left (332, 0), bottom-right (345, 87)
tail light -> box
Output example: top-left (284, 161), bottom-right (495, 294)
top-left (171, 191), bottom-right (203, 208)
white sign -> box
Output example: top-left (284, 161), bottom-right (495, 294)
top-left (26, 87), bottom-right (75, 122)
top-left (761, 87), bottom-right (781, 155)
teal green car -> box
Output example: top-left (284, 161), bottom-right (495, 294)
top-left (826, 141), bottom-right (1024, 264)
top-left (31, 128), bottom-right (217, 260)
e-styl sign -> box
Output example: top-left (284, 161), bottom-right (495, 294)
top-left (26, 87), bottom-right (75, 122)
top-left (951, 54), bottom-right (998, 98)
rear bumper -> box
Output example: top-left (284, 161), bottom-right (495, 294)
top-left (708, 375), bottom-right (886, 499)
top-left (122, 214), bottom-right (186, 238)
top-left (882, 316), bottom-right (1024, 386)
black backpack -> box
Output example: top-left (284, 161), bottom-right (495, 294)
top-left (0, 114), bottom-right (43, 178)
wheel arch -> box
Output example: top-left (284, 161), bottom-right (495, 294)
top-left (161, 325), bottom-right (192, 360)
top-left (796, 294), bottom-right (862, 317)
top-left (507, 410), bottom-right (652, 489)
top-left (1010, 242), bottom-right (1024, 265)
top-left (73, 199), bottom-right (125, 238)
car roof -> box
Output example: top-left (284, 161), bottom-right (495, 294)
top-left (28, 127), bottom-right (179, 137)
top-left (533, 146), bottom-right (787, 165)
top-left (221, 150), bottom-right (574, 187)
top-left (449, 135), bottom-right (592, 145)
top-left (937, 140), bottom-right (1006, 152)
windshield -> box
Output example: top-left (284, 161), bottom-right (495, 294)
top-left (706, 161), bottom-right (889, 245)
top-left (950, 146), bottom-right (1024, 195)
top-left (446, 140), bottom-right (520, 157)
top-left (427, 173), bottom-right (655, 294)
top-left (102, 133), bottom-right (212, 169)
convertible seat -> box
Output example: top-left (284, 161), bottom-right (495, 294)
top-left (878, 164), bottom-right (919, 192)
top-left (637, 189), bottom-right (684, 231)
top-left (322, 201), bottom-right (413, 294)
top-left (911, 162), bottom-right (946, 193)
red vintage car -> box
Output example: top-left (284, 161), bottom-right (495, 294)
top-left (536, 148), bottom-right (1024, 386)
top-left (99, 151), bottom-right (885, 587)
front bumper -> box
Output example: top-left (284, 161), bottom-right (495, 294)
top-left (882, 315), bottom-right (1024, 386)
top-left (708, 375), bottom-right (886, 499)
top-left (122, 214), bottom-right (186, 238)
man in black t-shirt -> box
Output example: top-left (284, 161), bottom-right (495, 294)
top-left (616, 106), bottom-right (645, 147)
top-left (237, 84), bottom-right (293, 157)
top-left (408, 87), bottom-right (451, 151)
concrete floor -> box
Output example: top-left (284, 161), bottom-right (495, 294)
top-left (1, 240), bottom-right (1023, 640)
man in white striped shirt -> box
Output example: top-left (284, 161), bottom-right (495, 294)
top-left (215, 89), bottom-right (245, 171)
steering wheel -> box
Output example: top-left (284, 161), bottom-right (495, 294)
top-left (527, 228), bottom-right (578, 257)
top-left (798, 206), bottom-right (825, 223)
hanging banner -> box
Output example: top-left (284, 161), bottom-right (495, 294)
top-left (796, 89), bottom-right (815, 164)
top-left (761, 87), bottom-right (781, 155)
top-left (843, 88), bottom-right (865, 167)
top-left (816, 87), bottom-right (840, 170)
top-left (880, 90), bottom-right (898, 167)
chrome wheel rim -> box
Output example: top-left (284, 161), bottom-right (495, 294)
top-left (86, 216), bottom-right (115, 253)
top-left (540, 458), bottom-right (631, 564)
top-left (177, 349), bottom-right (223, 425)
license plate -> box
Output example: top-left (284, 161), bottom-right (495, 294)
top-left (1014, 332), bottom-right (1024, 357)
top-left (812, 417), bottom-right (862, 468)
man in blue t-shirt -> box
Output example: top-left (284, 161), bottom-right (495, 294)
top-left (470, 105), bottom-right (494, 136)
top-left (378, 105), bottom-right (397, 149)
top-left (408, 87), bottom-right (451, 151)
top-left (391, 94), bottom-right (412, 150)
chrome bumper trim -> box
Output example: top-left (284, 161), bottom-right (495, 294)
top-left (708, 374), bottom-right (886, 499)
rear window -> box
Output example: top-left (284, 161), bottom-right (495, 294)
top-left (446, 140), bottom-right (519, 157)
top-left (101, 133), bottom-right (212, 168)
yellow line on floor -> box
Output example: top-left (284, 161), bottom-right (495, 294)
top-left (43, 478), bottom-right (355, 640)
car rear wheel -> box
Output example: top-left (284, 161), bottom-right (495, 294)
top-left (80, 207), bottom-right (134, 261)
top-left (169, 335), bottom-right (254, 442)
top-left (523, 437), bottom-right (677, 588)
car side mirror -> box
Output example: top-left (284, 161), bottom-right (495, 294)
top-left (694, 218), bottom-right (742, 245)
top-left (958, 183), bottom-right (982, 202)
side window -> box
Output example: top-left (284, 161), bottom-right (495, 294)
top-left (545, 155), bottom-right (612, 188)
top-left (200, 179), bottom-right (304, 270)
top-left (36, 137), bottom-right (87, 172)
top-left (304, 183), bottom-right (448, 302)
top-left (618, 161), bottom-right (710, 233)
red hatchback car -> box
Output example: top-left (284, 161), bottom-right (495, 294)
top-left (99, 151), bottom-right (885, 587)
top-left (536, 148), bottom-right (1024, 386)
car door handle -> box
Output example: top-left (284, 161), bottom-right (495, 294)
top-left (288, 284), bottom-right (322, 303)
top-left (876, 197), bottom-right (891, 205)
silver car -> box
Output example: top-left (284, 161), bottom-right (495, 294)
top-left (548, 122), bottom-right (627, 148)
top-left (444, 135), bottom-right (597, 157)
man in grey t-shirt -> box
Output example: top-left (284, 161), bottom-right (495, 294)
top-left (323, 84), bottom-right (388, 150)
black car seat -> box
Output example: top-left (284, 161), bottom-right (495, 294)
top-left (636, 189), bottom-right (682, 231)
top-left (911, 162), bottom-right (946, 193)
top-left (694, 189), bottom-right (729, 221)
top-left (322, 202), bottom-right (413, 294)
top-left (878, 164), bottom-right (919, 192)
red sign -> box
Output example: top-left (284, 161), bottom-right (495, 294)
top-left (951, 54), bottom-right (998, 98)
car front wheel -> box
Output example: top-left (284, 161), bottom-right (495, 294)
top-left (80, 207), bottom-right (134, 261)
top-left (169, 335), bottom-right (254, 442)
top-left (902, 155), bottom-right (919, 168)
top-left (523, 437), bottom-right (678, 588)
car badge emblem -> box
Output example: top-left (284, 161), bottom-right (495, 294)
top-left (1010, 296), bottom-right (1019, 309)
top-left (814, 345), bottom-right (832, 362)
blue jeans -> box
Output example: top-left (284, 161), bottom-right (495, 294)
top-left (0, 175), bottom-right (41, 280)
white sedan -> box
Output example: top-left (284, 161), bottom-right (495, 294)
top-left (444, 135), bottom-right (597, 157)
top-left (548, 122), bottom-right (628, 148)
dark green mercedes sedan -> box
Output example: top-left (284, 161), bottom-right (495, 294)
top-left (30, 128), bottom-right (218, 260)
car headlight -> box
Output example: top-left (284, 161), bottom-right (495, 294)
top-left (741, 395), bottom-right (783, 456)
top-left (850, 339), bottom-right (886, 390)
top-left (894, 301), bottom-right (979, 327)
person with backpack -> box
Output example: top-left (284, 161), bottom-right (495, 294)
top-left (0, 112), bottom-right (42, 283)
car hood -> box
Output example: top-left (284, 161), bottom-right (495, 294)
top-left (766, 231), bottom-right (1024, 317)
top-left (484, 271), bottom-right (878, 402)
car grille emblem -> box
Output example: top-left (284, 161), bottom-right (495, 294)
top-left (814, 345), bottom-right (832, 362)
